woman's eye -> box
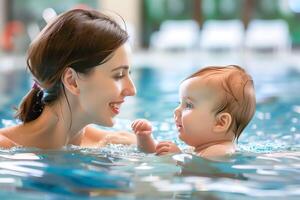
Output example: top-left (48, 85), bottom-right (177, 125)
top-left (114, 71), bottom-right (125, 79)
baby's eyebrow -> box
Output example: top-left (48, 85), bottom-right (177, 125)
top-left (182, 96), bottom-right (195, 102)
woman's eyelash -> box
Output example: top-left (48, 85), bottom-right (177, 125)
top-left (114, 71), bottom-right (125, 79)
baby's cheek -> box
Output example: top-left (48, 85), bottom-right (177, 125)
top-left (182, 113), bottom-right (195, 127)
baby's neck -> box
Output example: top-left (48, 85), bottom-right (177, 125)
top-left (194, 140), bottom-right (235, 157)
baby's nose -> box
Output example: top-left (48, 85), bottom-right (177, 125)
top-left (174, 107), bottom-right (181, 119)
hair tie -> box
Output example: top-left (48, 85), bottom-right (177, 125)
top-left (32, 81), bottom-right (42, 90)
top-left (41, 82), bottom-right (62, 103)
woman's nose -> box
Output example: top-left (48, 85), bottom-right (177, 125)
top-left (122, 77), bottom-right (136, 96)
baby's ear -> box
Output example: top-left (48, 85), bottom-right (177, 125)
top-left (213, 112), bottom-right (232, 133)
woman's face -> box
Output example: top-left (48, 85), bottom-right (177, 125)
top-left (77, 44), bottom-right (136, 126)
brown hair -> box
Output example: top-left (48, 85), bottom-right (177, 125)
top-left (186, 65), bottom-right (256, 140)
top-left (15, 9), bottom-right (128, 123)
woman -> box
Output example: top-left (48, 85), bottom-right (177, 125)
top-left (0, 9), bottom-right (137, 149)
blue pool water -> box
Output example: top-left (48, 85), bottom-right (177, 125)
top-left (0, 57), bottom-right (300, 199)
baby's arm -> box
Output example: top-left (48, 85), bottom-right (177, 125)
top-left (131, 119), bottom-right (156, 153)
top-left (156, 141), bottom-right (181, 155)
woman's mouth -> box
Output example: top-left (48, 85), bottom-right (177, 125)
top-left (109, 101), bottom-right (124, 115)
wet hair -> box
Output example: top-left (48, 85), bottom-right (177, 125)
top-left (186, 65), bottom-right (256, 140)
top-left (15, 9), bottom-right (129, 123)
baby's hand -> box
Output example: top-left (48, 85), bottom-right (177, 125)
top-left (132, 119), bottom-right (156, 153)
top-left (155, 141), bottom-right (181, 156)
top-left (131, 119), bottom-right (152, 137)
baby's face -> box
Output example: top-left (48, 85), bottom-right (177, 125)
top-left (174, 77), bottom-right (221, 148)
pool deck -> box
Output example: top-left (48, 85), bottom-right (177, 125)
top-left (1, 49), bottom-right (300, 71)
top-left (132, 49), bottom-right (300, 71)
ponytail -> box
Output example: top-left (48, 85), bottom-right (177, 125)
top-left (15, 83), bottom-right (45, 123)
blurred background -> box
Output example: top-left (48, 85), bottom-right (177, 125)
top-left (1, 0), bottom-right (300, 122)
top-left (1, 0), bottom-right (300, 51)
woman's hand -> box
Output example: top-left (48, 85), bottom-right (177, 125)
top-left (156, 141), bottom-right (181, 155)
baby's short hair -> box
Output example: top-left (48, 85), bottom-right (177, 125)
top-left (186, 65), bottom-right (256, 140)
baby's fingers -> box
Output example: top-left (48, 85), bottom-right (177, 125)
top-left (156, 146), bottom-right (171, 155)
top-left (156, 141), bottom-right (172, 149)
top-left (131, 120), bottom-right (143, 131)
top-left (131, 120), bottom-right (139, 129)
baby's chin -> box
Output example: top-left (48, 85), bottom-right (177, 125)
top-left (178, 134), bottom-right (190, 145)
top-left (178, 133), bottom-right (184, 141)
top-left (179, 135), bottom-right (200, 148)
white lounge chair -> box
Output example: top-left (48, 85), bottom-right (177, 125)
top-left (150, 20), bottom-right (200, 51)
top-left (199, 19), bottom-right (245, 51)
top-left (245, 19), bottom-right (291, 53)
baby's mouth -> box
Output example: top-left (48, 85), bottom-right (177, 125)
top-left (176, 124), bottom-right (183, 131)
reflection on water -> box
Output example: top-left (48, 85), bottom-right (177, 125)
top-left (0, 147), bottom-right (133, 199)
top-left (0, 146), bottom-right (299, 199)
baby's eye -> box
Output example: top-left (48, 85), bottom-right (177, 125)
top-left (185, 102), bottom-right (193, 109)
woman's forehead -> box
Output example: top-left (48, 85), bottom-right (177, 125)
top-left (95, 45), bottom-right (130, 71)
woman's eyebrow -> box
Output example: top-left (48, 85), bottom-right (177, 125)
top-left (111, 65), bottom-right (129, 72)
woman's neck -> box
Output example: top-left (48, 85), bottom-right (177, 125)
top-left (17, 98), bottom-right (87, 149)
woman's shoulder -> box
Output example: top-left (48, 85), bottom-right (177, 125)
top-left (0, 124), bottom-right (21, 135)
top-left (0, 128), bottom-right (18, 148)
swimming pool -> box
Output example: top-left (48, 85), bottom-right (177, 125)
top-left (0, 53), bottom-right (300, 199)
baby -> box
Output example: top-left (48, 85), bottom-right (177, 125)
top-left (131, 65), bottom-right (256, 158)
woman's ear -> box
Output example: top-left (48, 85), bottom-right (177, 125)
top-left (213, 112), bottom-right (232, 133)
top-left (61, 67), bottom-right (80, 95)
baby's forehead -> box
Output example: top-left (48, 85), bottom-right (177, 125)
top-left (180, 76), bottom-right (217, 89)
top-left (179, 77), bottom-right (219, 98)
